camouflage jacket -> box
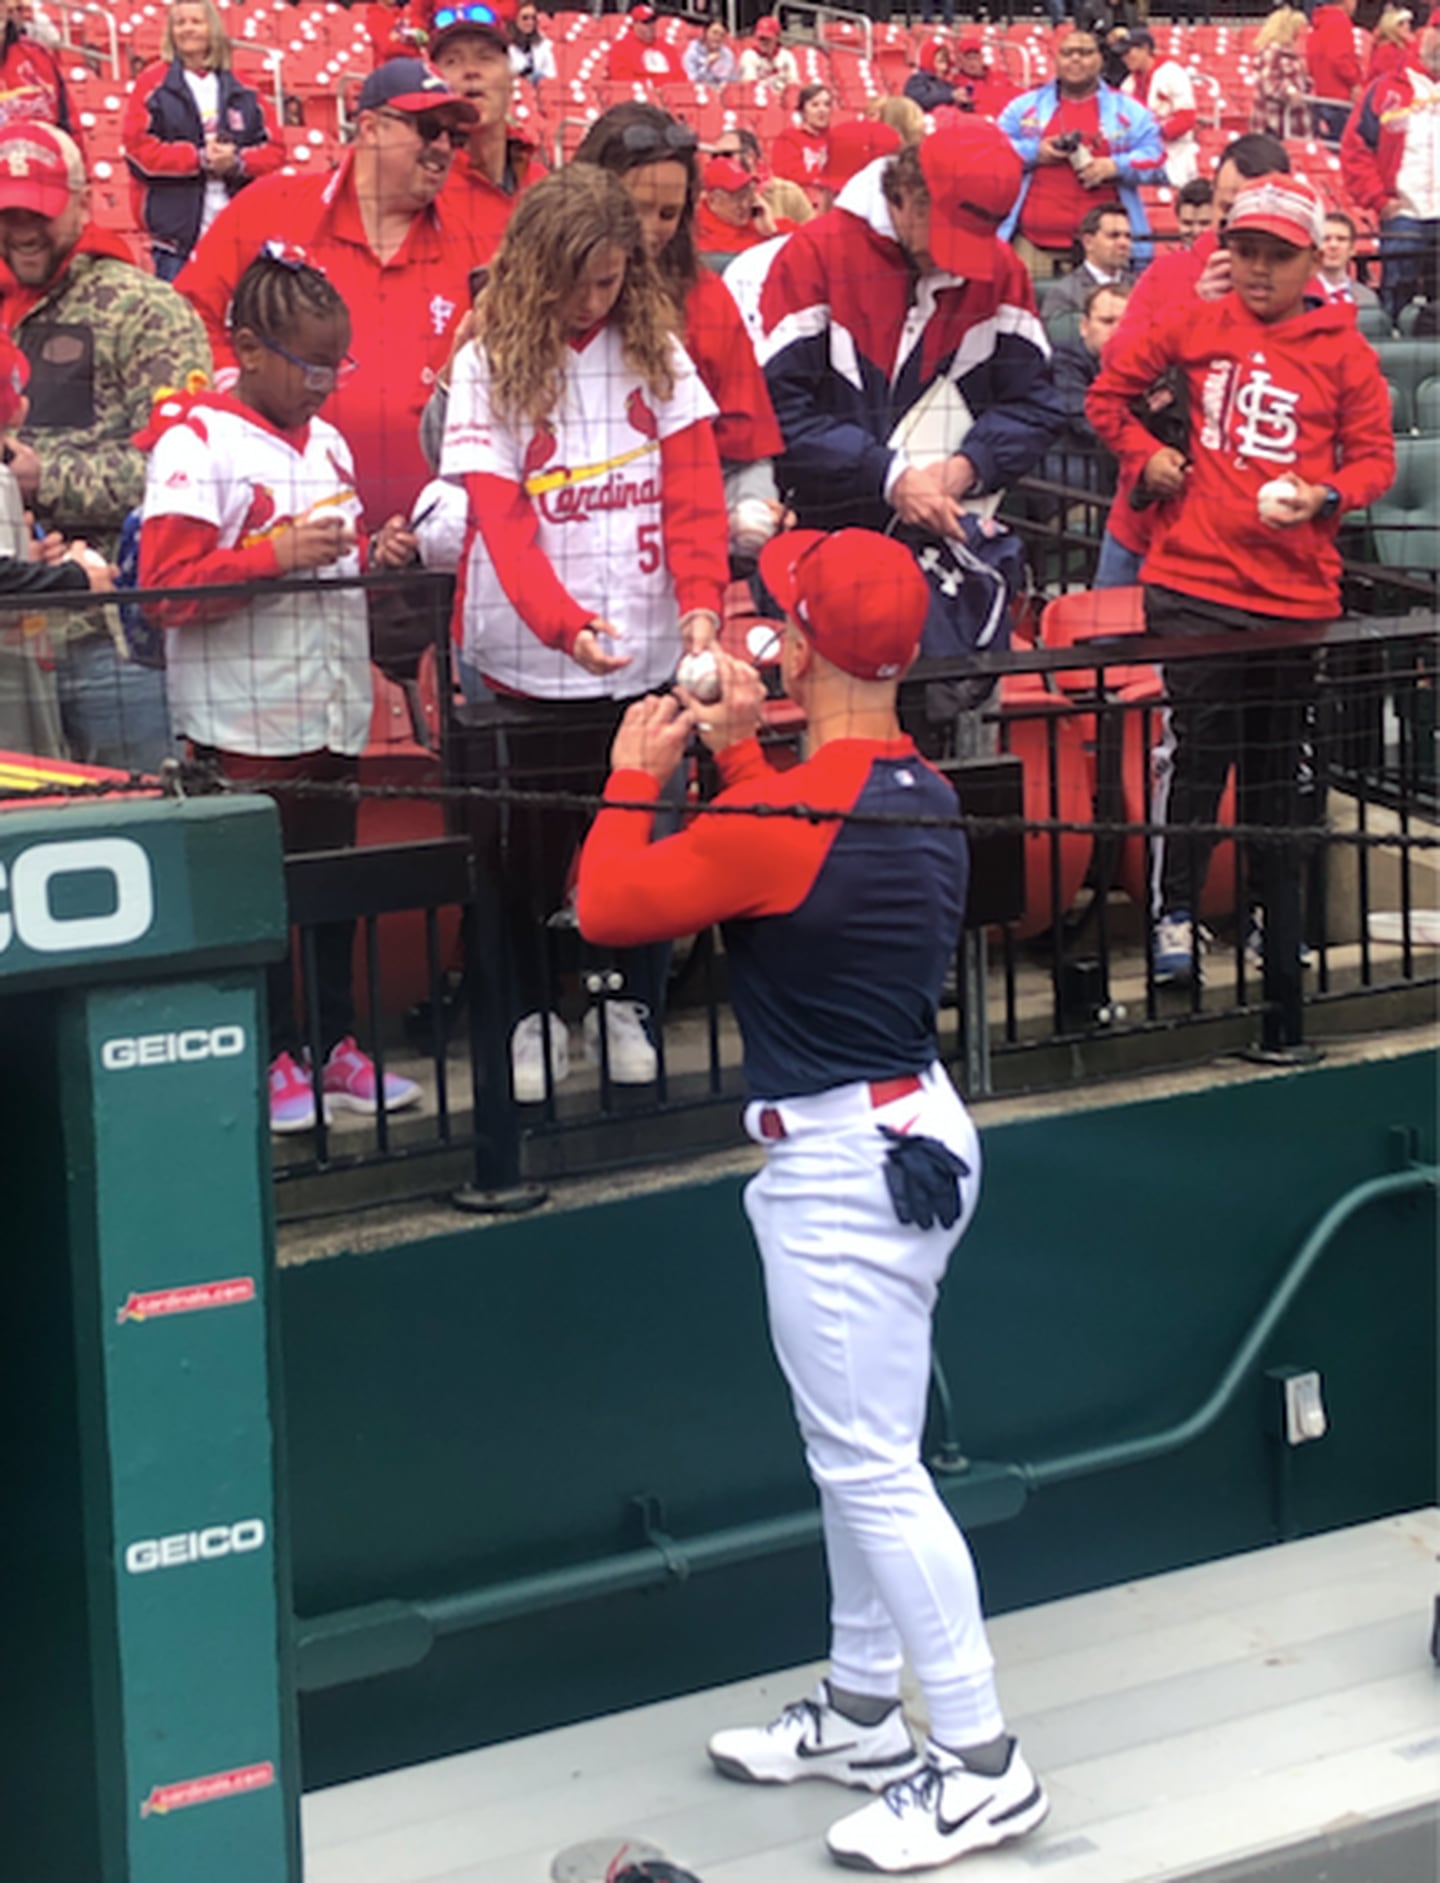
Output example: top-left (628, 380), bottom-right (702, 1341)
top-left (12, 239), bottom-right (211, 561)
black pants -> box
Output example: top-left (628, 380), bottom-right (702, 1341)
top-left (455, 694), bottom-right (668, 1030)
top-left (1146, 586), bottom-right (1320, 920)
top-left (196, 746), bottom-right (359, 1058)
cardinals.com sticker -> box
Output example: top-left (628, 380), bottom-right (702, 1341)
top-left (140, 1761), bottom-right (275, 1818)
top-left (115, 1277), bottom-right (257, 1325)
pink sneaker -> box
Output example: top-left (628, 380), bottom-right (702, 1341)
top-left (321, 1036), bottom-right (422, 1116)
top-left (269, 1051), bottom-right (318, 1135)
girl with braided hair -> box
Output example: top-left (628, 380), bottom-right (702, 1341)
top-left (139, 244), bottom-right (423, 1133)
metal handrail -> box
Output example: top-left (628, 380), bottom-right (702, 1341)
top-left (59, 2), bottom-right (119, 79)
top-left (292, 1162), bottom-right (1437, 1691)
top-left (778, 2), bottom-right (873, 62)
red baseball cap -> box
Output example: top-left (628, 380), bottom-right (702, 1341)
top-left (0, 121), bottom-right (83, 218)
top-left (1223, 173), bottom-right (1325, 248)
top-left (760, 530), bottom-right (929, 681)
top-left (0, 333), bottom-right (29, 430)
top-left (629, 3), bottom-right (656, 18)
top-left (754, 13), bottom-right (780, 37)
top-left (955, 32), bottom-right (986, 53)
top-left (916, 121), bottom-right (1022, 279)
top-left (355, 56), bottom-right (478, 122)
top-left (816, 118), bottom-right (901, 192)
top-left (704, 155), bottom-right (752, 192)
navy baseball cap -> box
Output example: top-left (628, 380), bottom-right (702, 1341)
top-left (356, 58), bottom-right (478, 122)
top-left (760, 529), bottom-right (928, 681)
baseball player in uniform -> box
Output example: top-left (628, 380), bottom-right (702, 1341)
top-left (576, 529), bottom-right (1046, 1874)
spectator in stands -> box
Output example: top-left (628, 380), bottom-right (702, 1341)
top-left (737, 15), bottom-right (799, 88)
top-left (0, 120), bottom-right (208, 771)
top-left (0, 335), bottom-right (113, 762)
top-left (1308, 0), bottom-right (1364, 141)
top-left (1044, 280), bottom-right (1128, 496)
top-left (1175, 175), bottom-right (1215, 245)
top-left (438, 166), bottom-right (728, 1100)
top-left (1250, 6), bottom-right (1311, 139)
top-left (997, 26), bottom-right (1164, 277)
top-left (140, 249), bottom-right (423, 1134)
top-left (684, 19), bottom-right (737, 86)
top-left (0, 0), bottom-right (78, 139)
top-left (906, 39), bottom-right (959, 113)
top-left (1093, 131), bottom-right (1292, 589)
top-left (771, 83), bottom-right (832, 195)
top-left (509, 3), bottom-right (556, 86)
top-left (1318, 209), bottom-right (1380, 306)
top-left (869, 93), bottom-right (926, 145)
top-left (1088, 175), bottom-right (1394, 984)
top-left (1343, 22), bottom-right (1440, 320)
top-left (178, 59), bottom-right (478, 526)
top-left (365, 0), bottom-right (429, 66)
top-left (430, 14), bottom-right (540, 256)
top-left (1042, 202), bottom-right (1135, 317)
top-left (123, 0), bottom-right (284, 282)
top-left (1366, 6), bottom-right (1416, 82)
top-left (757, 120), bottom-right (1064, 742)
top-left (1118, 27), bottom-right (1198, 188)
top-left (574, 103), bottom-right (786, 561)
top-left (695, 153), bottom-right (772, 261)
top-left (921, 0), bottom-right (957, 29)
top-left (606, 5), bottom-right (684, 85)
top-left (951, 33), bottom-right (1017, 120)
top-left (812, 118), bottom-right (901, 213)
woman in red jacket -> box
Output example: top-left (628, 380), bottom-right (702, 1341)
top-left (771, 83), bottom-right (832, 199)
top-left (0, 0), bottom-right (77, 141)
top-left (123, 0), bottom-right (282, 279)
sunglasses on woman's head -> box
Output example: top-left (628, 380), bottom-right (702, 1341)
top-left (620, 120), bottom-right (699, 156)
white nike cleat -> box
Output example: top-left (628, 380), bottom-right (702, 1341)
top-left (707, 1684), bottom-right (923, 1792)
top-left (825, 1737), bottom-right (1048, 1872)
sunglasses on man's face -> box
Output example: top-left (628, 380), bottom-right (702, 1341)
top-left (379, 107), bottom-right (468, 148)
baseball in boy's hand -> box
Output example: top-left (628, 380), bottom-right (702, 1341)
top-left (1257, 476), bottom-right (1300, 524)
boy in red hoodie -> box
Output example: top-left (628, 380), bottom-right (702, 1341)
top-left (1087, 176), bottom-right (1394, 984)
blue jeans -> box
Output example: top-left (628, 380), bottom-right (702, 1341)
top-left (1093, 528), bottom-right (1144, 591)
top-left (1377, 215), bottom-right (1439, 325)
top-left (55, 632), bottom-right (178, 773)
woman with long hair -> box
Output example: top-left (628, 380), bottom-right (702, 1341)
top-left (772, 81), bottom-right (833, 194)
top-left (123, 0), bottom-right (283, 279)
top-left (440, 165), bottom-right (728, 1102)
top-left (574, 102), bottom-right (785, 559)
top-left (1366, 5), bottom-right (1415, 80)
top-left (1250, 6), bottom-right (1312, 138)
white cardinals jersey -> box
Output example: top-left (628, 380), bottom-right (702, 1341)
top-left (143, 399), bottom-right (371, 757)
top-left (441, 327), bottom-right (717, 700)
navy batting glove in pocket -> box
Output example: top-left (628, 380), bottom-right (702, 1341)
top-left (879, 1127), bottom-right (971, 1231)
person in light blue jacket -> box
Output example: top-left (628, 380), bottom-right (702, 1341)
top-left (996, 28), bottom-right (1165, 275)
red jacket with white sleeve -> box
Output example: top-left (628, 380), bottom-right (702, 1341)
top-left (1087, 292), bottom-right (1394, 617)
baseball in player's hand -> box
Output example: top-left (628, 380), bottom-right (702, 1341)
top-left (573, 619), bottom-right (633, 675)
top-left (682, 649), bottom-right (765, 756)
top-left (609, 690), bottom-right (695, 784)
top-left (275, 513), bottom-right (352, 571)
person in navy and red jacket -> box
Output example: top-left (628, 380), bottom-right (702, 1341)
top-left (123, 0), bottom-right (283, 280)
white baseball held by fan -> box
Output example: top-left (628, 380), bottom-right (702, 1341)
top-left (730, 497), bottom-right (781, 554)
top-left (675, 650), bottom-right (723, 703)
top-left (1257, 476), bottom-right (1301, 524)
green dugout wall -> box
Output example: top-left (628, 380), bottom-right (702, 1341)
top-left (0, 798), bottom-right (299, 1883)
top-left (283, 1047), bottom-right (1438, 1789)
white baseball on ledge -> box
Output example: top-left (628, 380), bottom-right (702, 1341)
top-left (675, 650), bottom-right (723, 703)
top-left (730, 497), bottom-right (780, 555)
top-left (1257, 476), bottom-right (1300, 523)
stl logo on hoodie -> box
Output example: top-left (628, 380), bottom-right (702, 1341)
top-left (1200, 355), bottom-right (1301, 465)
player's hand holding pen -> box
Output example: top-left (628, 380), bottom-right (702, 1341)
top-left (370, 513), bottom-right (420, 568)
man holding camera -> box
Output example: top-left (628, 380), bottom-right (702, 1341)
top-left (996, 24), bottom-right (1163, 278)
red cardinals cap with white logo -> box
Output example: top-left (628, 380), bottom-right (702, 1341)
top-left (0, 120), bottom-right (84, 218)
top-left (356, 57), bottom-right (478, 122)
top-left (816, 118), bottom-right (900, 192)
top-left (704, 155), bottom-right (752, 192)
top-left (760, 530), bottom-right (929, 681)
top-left (1223, 174), bottom-right (1325, 248)
top-left (754, 12), bottom-right (780, 35)
top-left (916, 121), bottom-right (1023, 279)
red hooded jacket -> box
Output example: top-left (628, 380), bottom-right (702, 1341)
top-left (1088, 293), bottom-right (1394, 617)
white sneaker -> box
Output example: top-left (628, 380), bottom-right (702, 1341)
top-left (509, 1012), bottom-right (569, 1105)
top-left (826, 1738), bottom-right (1048, 1873)
top-left (581, 999), bottom-right (658, 1084)
top-left (707, 1685), bottom-right (922, 1791)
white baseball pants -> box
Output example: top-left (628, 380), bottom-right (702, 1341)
top-left (742, 1063), bottom-right (1004, 1749)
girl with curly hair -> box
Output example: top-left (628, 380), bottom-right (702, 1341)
top-left (440, 164), bottom-right (728, 1101)
top-left (574, 101), bottom-right (786, 561)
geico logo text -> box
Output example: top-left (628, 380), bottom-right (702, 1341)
top-left (101, 1026), bottom-right (246, 1072)
top-left (124, 1519), bottom-right (268, 1575)
top-left (0, 836), bottom-right (154, 954)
